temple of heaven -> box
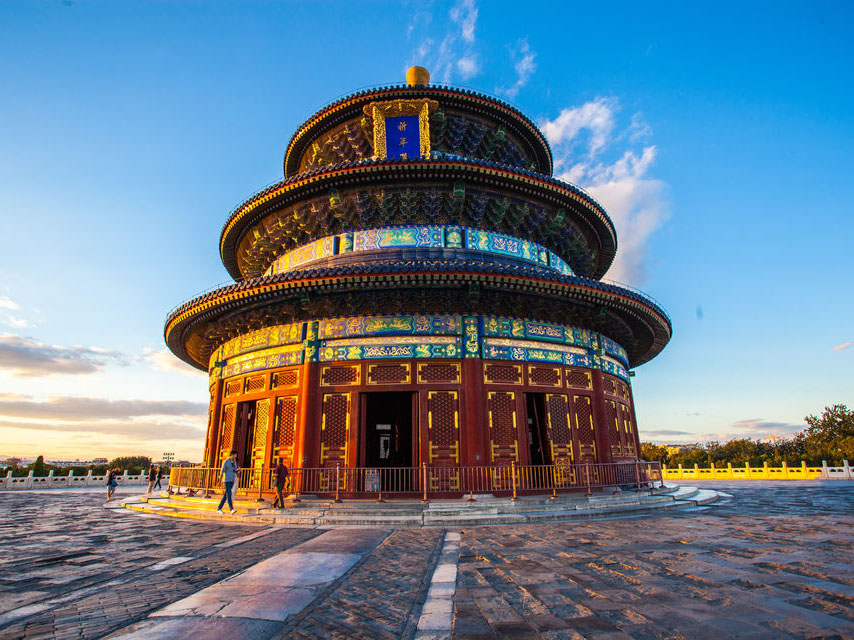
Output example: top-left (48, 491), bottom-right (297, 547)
top-left (164, 67), bottom-right (671, 497)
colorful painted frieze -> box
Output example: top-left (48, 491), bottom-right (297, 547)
top-left (215, 322), bottom-right (305, 364)
top-left (217, 344), bottom-right (304, 379)
top-left (548, 251), bottom-right (574, 276)
top-left (318, 314), bottom-right (461, 340)
top-left (599, 335), bottom-right (629, 365)
top-left (319, 337), bottom-right (461, 362)
top-left (353, 226), bottom-right (443, 251)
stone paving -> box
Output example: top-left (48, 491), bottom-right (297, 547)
top-left (0, 481), bottom-right (852, 639)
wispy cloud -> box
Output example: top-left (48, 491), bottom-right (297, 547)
top-left (0, 334), bottom-right (126, 377)
top-left (0, 394), bottom-right (206, 457)
top-left (540, 99), bottom-right (668, 285)
top-left (496, 39), bottom-right (537, 99)
top-left (833, 342), bottom-right (852, 352)
top-left (410, 0), bottom-right (481, 83)
top-left (640, 429), bottom-right (694, 437)
top-left (144, 348), bottom-right (206, 377)
top-left (0, 393), bottom-right (205, 421)
top-left (0, 296), bottom-right (19, 311)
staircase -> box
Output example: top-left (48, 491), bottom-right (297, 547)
top-left (121, 485), bottom-right (720, 527)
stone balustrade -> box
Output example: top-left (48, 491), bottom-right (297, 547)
top-left (0, 469), bottom-right (149, 490)
top-left (662, 460), bottom-right (852, 480)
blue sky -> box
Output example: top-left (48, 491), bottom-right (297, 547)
top-left (0, 0), bottom-right (851, 460)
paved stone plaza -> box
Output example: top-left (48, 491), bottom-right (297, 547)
top-left (0, 482), bottom-right (852, 639)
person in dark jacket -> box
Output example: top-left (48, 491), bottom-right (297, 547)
top-left (106, 467), bottom-right (119, 501)
top-left (271, 458), bottom-right (289, 509)
top-left (154, 465), bottom-right (163, 490)
top-left (147, 464), bottom-right (157, 493)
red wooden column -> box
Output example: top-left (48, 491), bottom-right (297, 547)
top-left (461, 359), bottom-right (488, 466)
top-left (627, 382), bottom-right (642, 460)
top-left (294, 361), bottom-right (321, 469)
top-left (205, 378), bottom-right (224, 468)
top-left (590, 369), bottom-right (613, 464)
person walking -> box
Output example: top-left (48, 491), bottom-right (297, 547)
top-left (147, 464), bottom-right (157, 493)
top-left (271, 458), bottom-right (290, 508)
top-left (217, 451), bottom-right (239, 515)
top-left (106, 467), bottom-right (119, 501)
top-left (154, 465), bottom-right (163, 490)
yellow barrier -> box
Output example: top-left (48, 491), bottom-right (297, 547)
top-left (662, 461), bottom-right (824, 480)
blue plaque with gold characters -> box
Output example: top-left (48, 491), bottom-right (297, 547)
top-left (363, 98), bottom-right (438, 160)
top-left (384, 115), bottom-right (420, 160)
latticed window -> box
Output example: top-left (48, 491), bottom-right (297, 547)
top-left (484, 363), bottom-right (522, 384)
top-left (321, 365), bottom-right (360, 386)
top-left (418, 363), bottom-right (460, 383)
top-left (367, 364), bottom-right (410, 384)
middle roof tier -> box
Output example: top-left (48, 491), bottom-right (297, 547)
top-left (220, 158), bottom-right (617, 281)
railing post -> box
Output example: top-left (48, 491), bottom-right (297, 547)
top-left (257, 465), bottom-right (265, 503)
top-left (203, 468), bottom-right (212, 498)
top-left (635, 461), bottom-right (642, 492)
top-left (585, 463), bottom-right (592, 497)
top-left (510, 461), bottom-right (517, 501)
top-left (421, 463), bottom-right (428, 503)
top-left (334, 464), bottom-right (341, 503)
top-left (292, 468), bottom-right (301, 503)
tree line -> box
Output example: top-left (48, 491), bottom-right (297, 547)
top-left (642, 404), bottom-right (854, 467)
top-left (3, 456), bottom-right (154, 477)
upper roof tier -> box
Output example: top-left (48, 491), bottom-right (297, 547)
top-left (284, 71), bottom-right (553, 177)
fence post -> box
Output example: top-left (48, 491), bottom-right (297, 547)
top-left (26, 470), bottom-right (33, 489)
top-left (334, 464), bottom-right (341, 503)
top-left (845, 460), bottom-right (852, 480)
top-left (763, 461), bottom-right (770, 479)
top-left (257, 466), bottom-right (265, 503)
top-left (782, 461), bottom-right (789, 479)
top-left (585, 463), bottom-right (592, 497)
top-left (634, 461), bottom-right (642, 492)
top-left (292, 468), bottom-right (301, 503)
top-left (5, 470), bottom-right (11, 490)
top-left (421, 463), bottom-right (428, 503)
top-left (677, 463), bottom-right (683, 479)
top-left (47, 470), bottom-right (55, 486)
top-left (510, 461), bottom-right (517, 501)
top-left (727, 462), bottom-right (733, 478)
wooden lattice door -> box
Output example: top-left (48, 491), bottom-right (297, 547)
top-left (427, 391), bottom-right (460, 490)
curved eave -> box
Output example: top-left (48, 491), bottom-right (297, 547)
top-left (219, 159), bottom-right (616, 281)
top-left (165, 270), bottom-right (670, 372)
top-left (284, 84), bottom-right (553, 177)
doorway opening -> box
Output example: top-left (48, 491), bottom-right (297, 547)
top-left (234, 401), bottom-right (257, 469)
top-left (361, 392), bottom-right (415, 491)
top-left (525, 393), bottom-right (552, 466)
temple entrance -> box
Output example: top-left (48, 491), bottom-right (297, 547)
top-left (525, 393), bottom-right (552, 466)
top-left (234, 401), bottom-right (256, 469)
top-left (360, 392), bottom-right (415, 491)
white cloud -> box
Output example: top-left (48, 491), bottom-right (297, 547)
top-left (833, 342), bottom-right (852, 352)
top-left (497, 39), bottom-right (537, 99)
top-left (0, 296), bottom-right (19, 310)
top-left (541, 97), bottom-right (616, 156)
top-left (540, 98), bottom-right (669, 285)
top-left (449, 0), bottom-right (477, 44)
top-left (410, 0), bottom-right (481, 84)
top-left (457, 55), bottom-right (479, 79)
top-left (0, 333), bottom-right (126, 377)
top-left (144, 348), bottom-right (206, 377)
top-left (4, 316), bottom-right (30, 329)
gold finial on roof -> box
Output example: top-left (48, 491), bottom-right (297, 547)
top-left (406, 66), bottom-right (430, 87)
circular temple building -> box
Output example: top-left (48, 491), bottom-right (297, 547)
top-left (165, 67), bottom-right (671, 497)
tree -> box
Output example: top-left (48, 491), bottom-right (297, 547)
top-left (640, 443), bottom-right (669, 463)
top-left (800, 404), bottom-right (854, 465)
top-left (31, 455), bottom-right (49, 477)
top-left (108, 456), bottom-right (151, 475)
